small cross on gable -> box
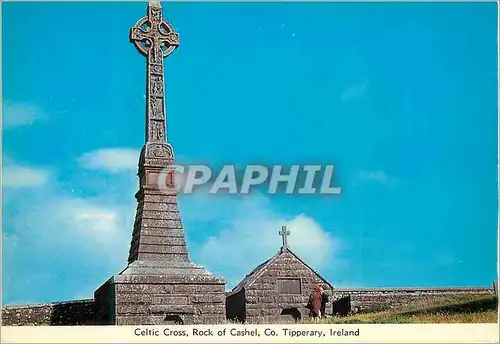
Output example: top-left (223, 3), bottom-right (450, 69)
top-left (279, 225), bottom-right (291, 250)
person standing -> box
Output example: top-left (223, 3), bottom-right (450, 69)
top-left (307, 285), bottom-right (322, 319)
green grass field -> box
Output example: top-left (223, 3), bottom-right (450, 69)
top-left (315, 294), bottom-right (498, 324)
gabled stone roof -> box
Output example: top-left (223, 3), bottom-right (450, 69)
top-left (227, 248), bottom-right (333, 297)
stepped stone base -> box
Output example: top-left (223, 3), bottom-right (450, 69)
top-left (94, 260), bottom-right (226, 325)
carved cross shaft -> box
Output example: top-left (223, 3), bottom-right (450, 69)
top-left (279, 225), bottom-right (291, 249)
top-left (130, 1), bottom-right (179, 143)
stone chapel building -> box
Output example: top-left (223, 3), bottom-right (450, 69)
top-left (225, 226), bottom-right (334, 323)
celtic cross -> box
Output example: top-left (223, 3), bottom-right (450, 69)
top-left (279, 225), bottom-right (291, 249)
top-left (130, 1), bottom-right (179, 143)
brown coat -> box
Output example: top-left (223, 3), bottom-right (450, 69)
top-left (309, 290), bottom-right (322, 311)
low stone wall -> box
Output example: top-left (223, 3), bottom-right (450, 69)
top-left (332, 287), bottom-right (495, 314)
top-left (2, 299), bottom-right (95, 326)
top-left (3, 286), bottom-right (496, 325)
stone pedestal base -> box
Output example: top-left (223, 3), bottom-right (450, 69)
top-left (94, 260), bottom-right (226, 325)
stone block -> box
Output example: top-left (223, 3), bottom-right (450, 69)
top-left (116, 315), bottom-right (166, 325)
top-left (137, 244), bottom-right (188, 254)
top-left (137, 236), bottom-right (186, 246)
top-left (248, 283), bottom-right (274, 291)
top-left (245, 296), bottom-right (258, 304)
top-left (139, 228), bottom-right (186, 237)
top-left (190, 294), bottom-right (225, 304)
top-left (115, 284), bottom-right (174, 294)
top-left (174, 284), bottom-right (224, 293)
top-left (183, 314), bottom-right (225, 325)
top-left (277, 295), bottom-right (305, 304)
top-left (139, 210), bottom-right (181, 220)
top-left (116, 294), bottom-right (188, 306)
top-left (196, 304), bottom-right (225, 315)
top-left (141, 219), bottom-right (183, 228)
top-left (142, 202), bottom-right (179, 212)
top-left (258, 296), bottom-right (276, 303)
top-left (137, 252), bottom-right (189, 261)
top-left (149, 305), bottom-right (196, 315)
top-left (142, 195), bottom-right (179, 203)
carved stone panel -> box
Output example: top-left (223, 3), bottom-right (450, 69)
top-left (150, 96), bottom-right (164, 120)
top-left (153, 46), bottom-right (163, 64)
top-left (276, 278), bottom-right (302, 294)
top-left (150, 63), bottom-right (163, 75)
top-left (150, 75), bottom-right (164, 96)
top-left (150, 6), bottom-right (162, 26)
top-left (146, 143), bottom-right (173, 159)
top-left (149, 121), bottom-right (165, 142)
top-left (144, 158), bottom-right (172, 168)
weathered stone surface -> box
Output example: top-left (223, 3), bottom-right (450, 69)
top-left (96, 272), bottom-right (226, 324)
top-left (137, 210), bottom-right (181, 220)
top-left (148, 305), bottom-right (196, 315)
top-left (1, 300), bottom-right (95, 326)
top-left (116, 315), bottom-right (166, 325)
top-left (226, 249), bottom-right (334, 323)
top-left (140, 219), bottom-right (183, 228)
top-left (246, 308), bottom-right (277, 317)
top-left (122, 267), bottom-right (210, 276)
top-left (174, 284), bottom-right (225, 293)
top-left (250, 283), bottom-right (275, 290)
top-left (332, 287), bottom-right (496, 314)
top-left (115, 284), bottom-right (174, 294)
top-left (115, 274), bottom-right (225, 285)
top-left (183, 315), bottom-right (225, 325)
top-left (137, 244), bottom-right (188, 254)
top-left (277, 295), bottom-right (306, 303)
top-left (137, 252), bottom-right (189, 261)
top-left (190, 294), bottom-right (225, 304)
top-left (196, 304), bottom-right (225, 315)
top-left (136, 235), bottom-right (186, 245)
top-left (142, 194), bottom-right (179, 203)
top-left (258, 296), bottom-right (276, 303)
top-left (142, 202), bottom-right (179, 212)
top-left (139, 228), bottom-right (186, 237)
top-left (245, 296), bottom-right (258, 304)
top-left (116, 294), bottom-right (188, 305)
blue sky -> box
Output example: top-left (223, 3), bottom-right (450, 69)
top-left (2, 1), bottom-right (498, 305)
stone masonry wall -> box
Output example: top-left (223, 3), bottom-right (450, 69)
top-left (332, 287), bottom-right (495, 314)
top-left (111, 281), bottom-right (226, 325)
top-left (244, 251), bottom-right (333, 323)
top-left (2, 299), bottom-right (95, 326)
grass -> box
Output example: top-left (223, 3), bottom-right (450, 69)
top-left (314, 294), bottom-right (498, 324)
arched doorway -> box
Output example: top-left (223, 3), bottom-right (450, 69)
top-left (164, 314), bottom-right (184, 324)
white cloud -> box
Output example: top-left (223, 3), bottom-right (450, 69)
top-left (359, 170), bottom-right (389, 183)
top-left (357, 170), bottom-right (396, 185)
top-left (2, 102), bottom-right (46, 129)
top-left (5, 194), bottom-right (133, 263)
top-left (3, 154), bottom-right (343, 302)
top-left (78, 148), bottom-right (139, 173)
top-left (2, 164), bottom-right (50, 188)
top-left (50, 198), bottom-right (131, 245)
top-left (341, 79), bottom-right (369, 103)
top-left (194, 193), bottom-right (341, 288)
top-left (2, 157), bottom-right (136, 304)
